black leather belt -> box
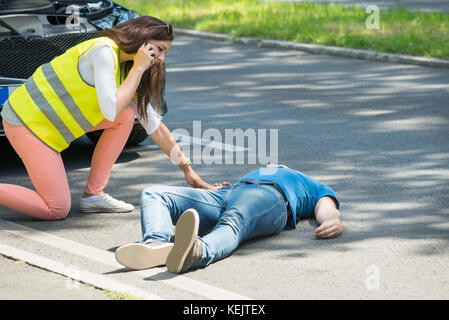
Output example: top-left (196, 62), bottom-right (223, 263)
top-left (241, 180), bottom-right (292, 219)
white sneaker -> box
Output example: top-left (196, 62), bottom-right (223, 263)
top-left (115, 242), bottom-right (174, 270)
top-left (80, 193), bottom-right (134, 213)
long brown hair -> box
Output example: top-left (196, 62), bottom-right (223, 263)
top-left (98, 16), bottom-right (174, 121)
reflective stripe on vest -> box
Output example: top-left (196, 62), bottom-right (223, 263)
top-left (8, 37), bottom-right (123, 152)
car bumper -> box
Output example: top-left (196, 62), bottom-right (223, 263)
top-left (0, 116), bottom-right (5, 137)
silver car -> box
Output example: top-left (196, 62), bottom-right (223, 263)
top-left (0, 0), bottom-right (165, 146)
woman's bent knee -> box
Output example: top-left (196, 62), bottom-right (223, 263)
top-left (47, 199), bottom-right (71, 220)
top-left (117, 107), bottom-right (135, 124)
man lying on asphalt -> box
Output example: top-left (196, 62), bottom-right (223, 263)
top-left (115, 164), bottom-right (343, 273)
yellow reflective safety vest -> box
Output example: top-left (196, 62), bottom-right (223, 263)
top-left (8, 36), bottom-right (124, 152)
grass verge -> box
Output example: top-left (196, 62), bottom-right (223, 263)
top-left (105, 290), bottom-right (143, 300)
top-left (115, 0), bottom-right (449, 59)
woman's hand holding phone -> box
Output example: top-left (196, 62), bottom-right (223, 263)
top-left (133, 41), bottom-right (156, 73)
top-left (116, 41), bottom-right (154, 115)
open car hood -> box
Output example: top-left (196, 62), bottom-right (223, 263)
top-left (0, 1), bottom-right (54, 13)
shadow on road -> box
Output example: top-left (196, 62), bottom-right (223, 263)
top-left (1, 36), bottom-right (448, 262)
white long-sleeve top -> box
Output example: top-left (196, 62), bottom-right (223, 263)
top-left (78, 41), bottom-right (162, 134)
top-left (2, 41), bottom-right (162, 135)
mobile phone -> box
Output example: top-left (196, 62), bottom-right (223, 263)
top-left (145, 40), bottom-right (156, 58)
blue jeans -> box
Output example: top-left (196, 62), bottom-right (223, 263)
top-left (139, 182), bottom-right (289, 268)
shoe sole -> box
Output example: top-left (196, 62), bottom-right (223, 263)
top-left (115, 242), bottom-right (173, 270)
top-left (80, 207), bottom-right (134, 214)
top-left (166, 209), bottom-right (199, 274)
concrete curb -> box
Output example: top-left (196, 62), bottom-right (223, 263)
top-left (174, 28), bottom-right (449, 69)
top-left (0, 244), bottom-right (162, 300)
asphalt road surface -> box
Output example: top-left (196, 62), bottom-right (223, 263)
top-left (1, 34), bottom-right (448, 300)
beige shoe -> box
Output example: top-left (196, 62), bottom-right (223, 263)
top-left (166, 209), bottom-right (203, 274)
top-left (115, 241), bottom-right (173, 270)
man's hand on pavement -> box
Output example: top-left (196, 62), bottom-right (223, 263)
top-left (314, 218), bottom-right (343, 239)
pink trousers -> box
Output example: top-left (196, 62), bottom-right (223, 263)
top-left (0, 107), bottom-right (135, 220)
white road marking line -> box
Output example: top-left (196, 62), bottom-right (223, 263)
top-left (0, 219), bottom-right (122, 267)
top-left (134, 135), bottom-right (248, 152)
top-left (0, 219), bottom-right (251, 300)
top-left (0, 243), bottom-right (161, 300)
top-left (175, 134), bottom-right (248, 152)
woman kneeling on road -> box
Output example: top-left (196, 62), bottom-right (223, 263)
top-left (0, 16), bottom-right (215, 220)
